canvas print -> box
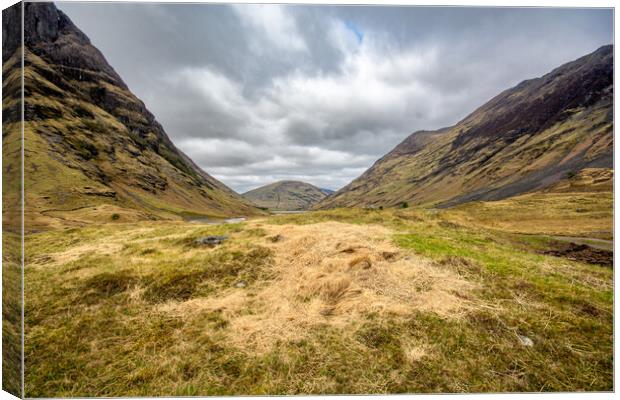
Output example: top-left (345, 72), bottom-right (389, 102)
top-left (1, 0), bottom-right (614, 397)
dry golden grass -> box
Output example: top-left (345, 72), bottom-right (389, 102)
top-left (160, 221), bottom-right (478, 354)
top-left (444, 191), bottom-right (613, 239)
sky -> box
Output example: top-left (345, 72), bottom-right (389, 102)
top-left (57, 2), bottom-right (613, 193)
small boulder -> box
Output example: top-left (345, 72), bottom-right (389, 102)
top-left (194, 235), bottom-right (228, 246)
top-left (517, 334), bottom-right (534, 347)
top-left (234, 280), bottom-right (247, 288)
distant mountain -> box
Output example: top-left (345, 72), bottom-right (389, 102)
top-left (243, 181), bottom-right (327, 211)
top-left (320, 188), bottom-right (336, 196)
top-left (317, 45), bottom-right (613, 209)
top-left (2, 2), bottom-right (260, 229)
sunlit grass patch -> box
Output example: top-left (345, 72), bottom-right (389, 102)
top-left (265, 207), bottom-right (425, 230)
top-left (444, 191), bottom-right (613, 239)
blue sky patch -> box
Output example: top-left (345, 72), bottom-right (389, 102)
top-left (345, 20), bottom-right (364, 44)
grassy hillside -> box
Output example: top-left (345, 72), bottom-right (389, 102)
top-left (24, 192), bottom-right (612, 395)
top-left (2, 61), bottom-right (23, 396)
top-left (2, 4), bottom-right (24, 395)
top-left (319, 45), bottom-right (612, 209)
top-left (243, 181), bottom-right (327, 211)
top-left (443, 169), bottom-right (613, 240)
top-left (3, 3), bottom-right (260, 231)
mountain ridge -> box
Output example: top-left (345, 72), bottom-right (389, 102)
top-left (317, 44), bottom-right (613, 210)
top-left (3, 2), bottom-right (261, 230)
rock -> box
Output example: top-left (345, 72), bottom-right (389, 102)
top-left (81, 188), bottom-right (117, 198)
top-left (234, 280), bottom-right (247, 288)
top-left (194, 235), bottom-right (228, 246)
top-left (381, 251), bottom-right (398, 261)
top-left (517, 334), bottom-right (534, 347)
top-left (268, 234), bottom-right (283, 243)
top-left (136, 173), bottom-right (168, 193)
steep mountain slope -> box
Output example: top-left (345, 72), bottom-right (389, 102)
top-left (542, 167), bottom-right (612, 193)
top-left (243, 181), bottom-right (327, 211)
top-left (2, 2), bottom-right (259, 230)
top-left (318, 45), bottom-right (613, 209)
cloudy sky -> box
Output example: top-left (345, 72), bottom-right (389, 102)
top-left (58, 2), bottom-right (613, 193)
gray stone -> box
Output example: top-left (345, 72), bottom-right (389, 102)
top-left (517, 334), bottom-right (534, 347)
top-left (194, 235), bottom-right (228, 246)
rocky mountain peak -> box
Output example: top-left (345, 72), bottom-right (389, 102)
top-left (21, 2), bottom-right (126, 87)
top-left (2, 1), bottom-right (259, 227)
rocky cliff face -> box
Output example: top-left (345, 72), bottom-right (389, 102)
top-left (318, 45), bottom-right (613, 209)
top-left (3, 2), bottom-right (259, 229)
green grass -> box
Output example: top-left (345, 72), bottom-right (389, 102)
top-left (390, 214), bottom-right (612, 391)
top-left (2, 232), bottom-right (22, 396)
top-left (3, 68), bottom-right (25, 395)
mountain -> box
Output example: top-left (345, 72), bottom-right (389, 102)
top-left (320, 188), bottom-right (336, 196)
top-left (317, 45), bottom-right (613, 209)
top-left (242, 181), bottom-right (327, 211)
top-left (2, 2), bottom-right (260, 230)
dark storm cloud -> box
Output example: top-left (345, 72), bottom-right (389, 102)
top-left (58, 2), bottom-right (613, 193)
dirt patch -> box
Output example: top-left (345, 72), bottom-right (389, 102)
top-left (541, 241), bottom-right (612, 267)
